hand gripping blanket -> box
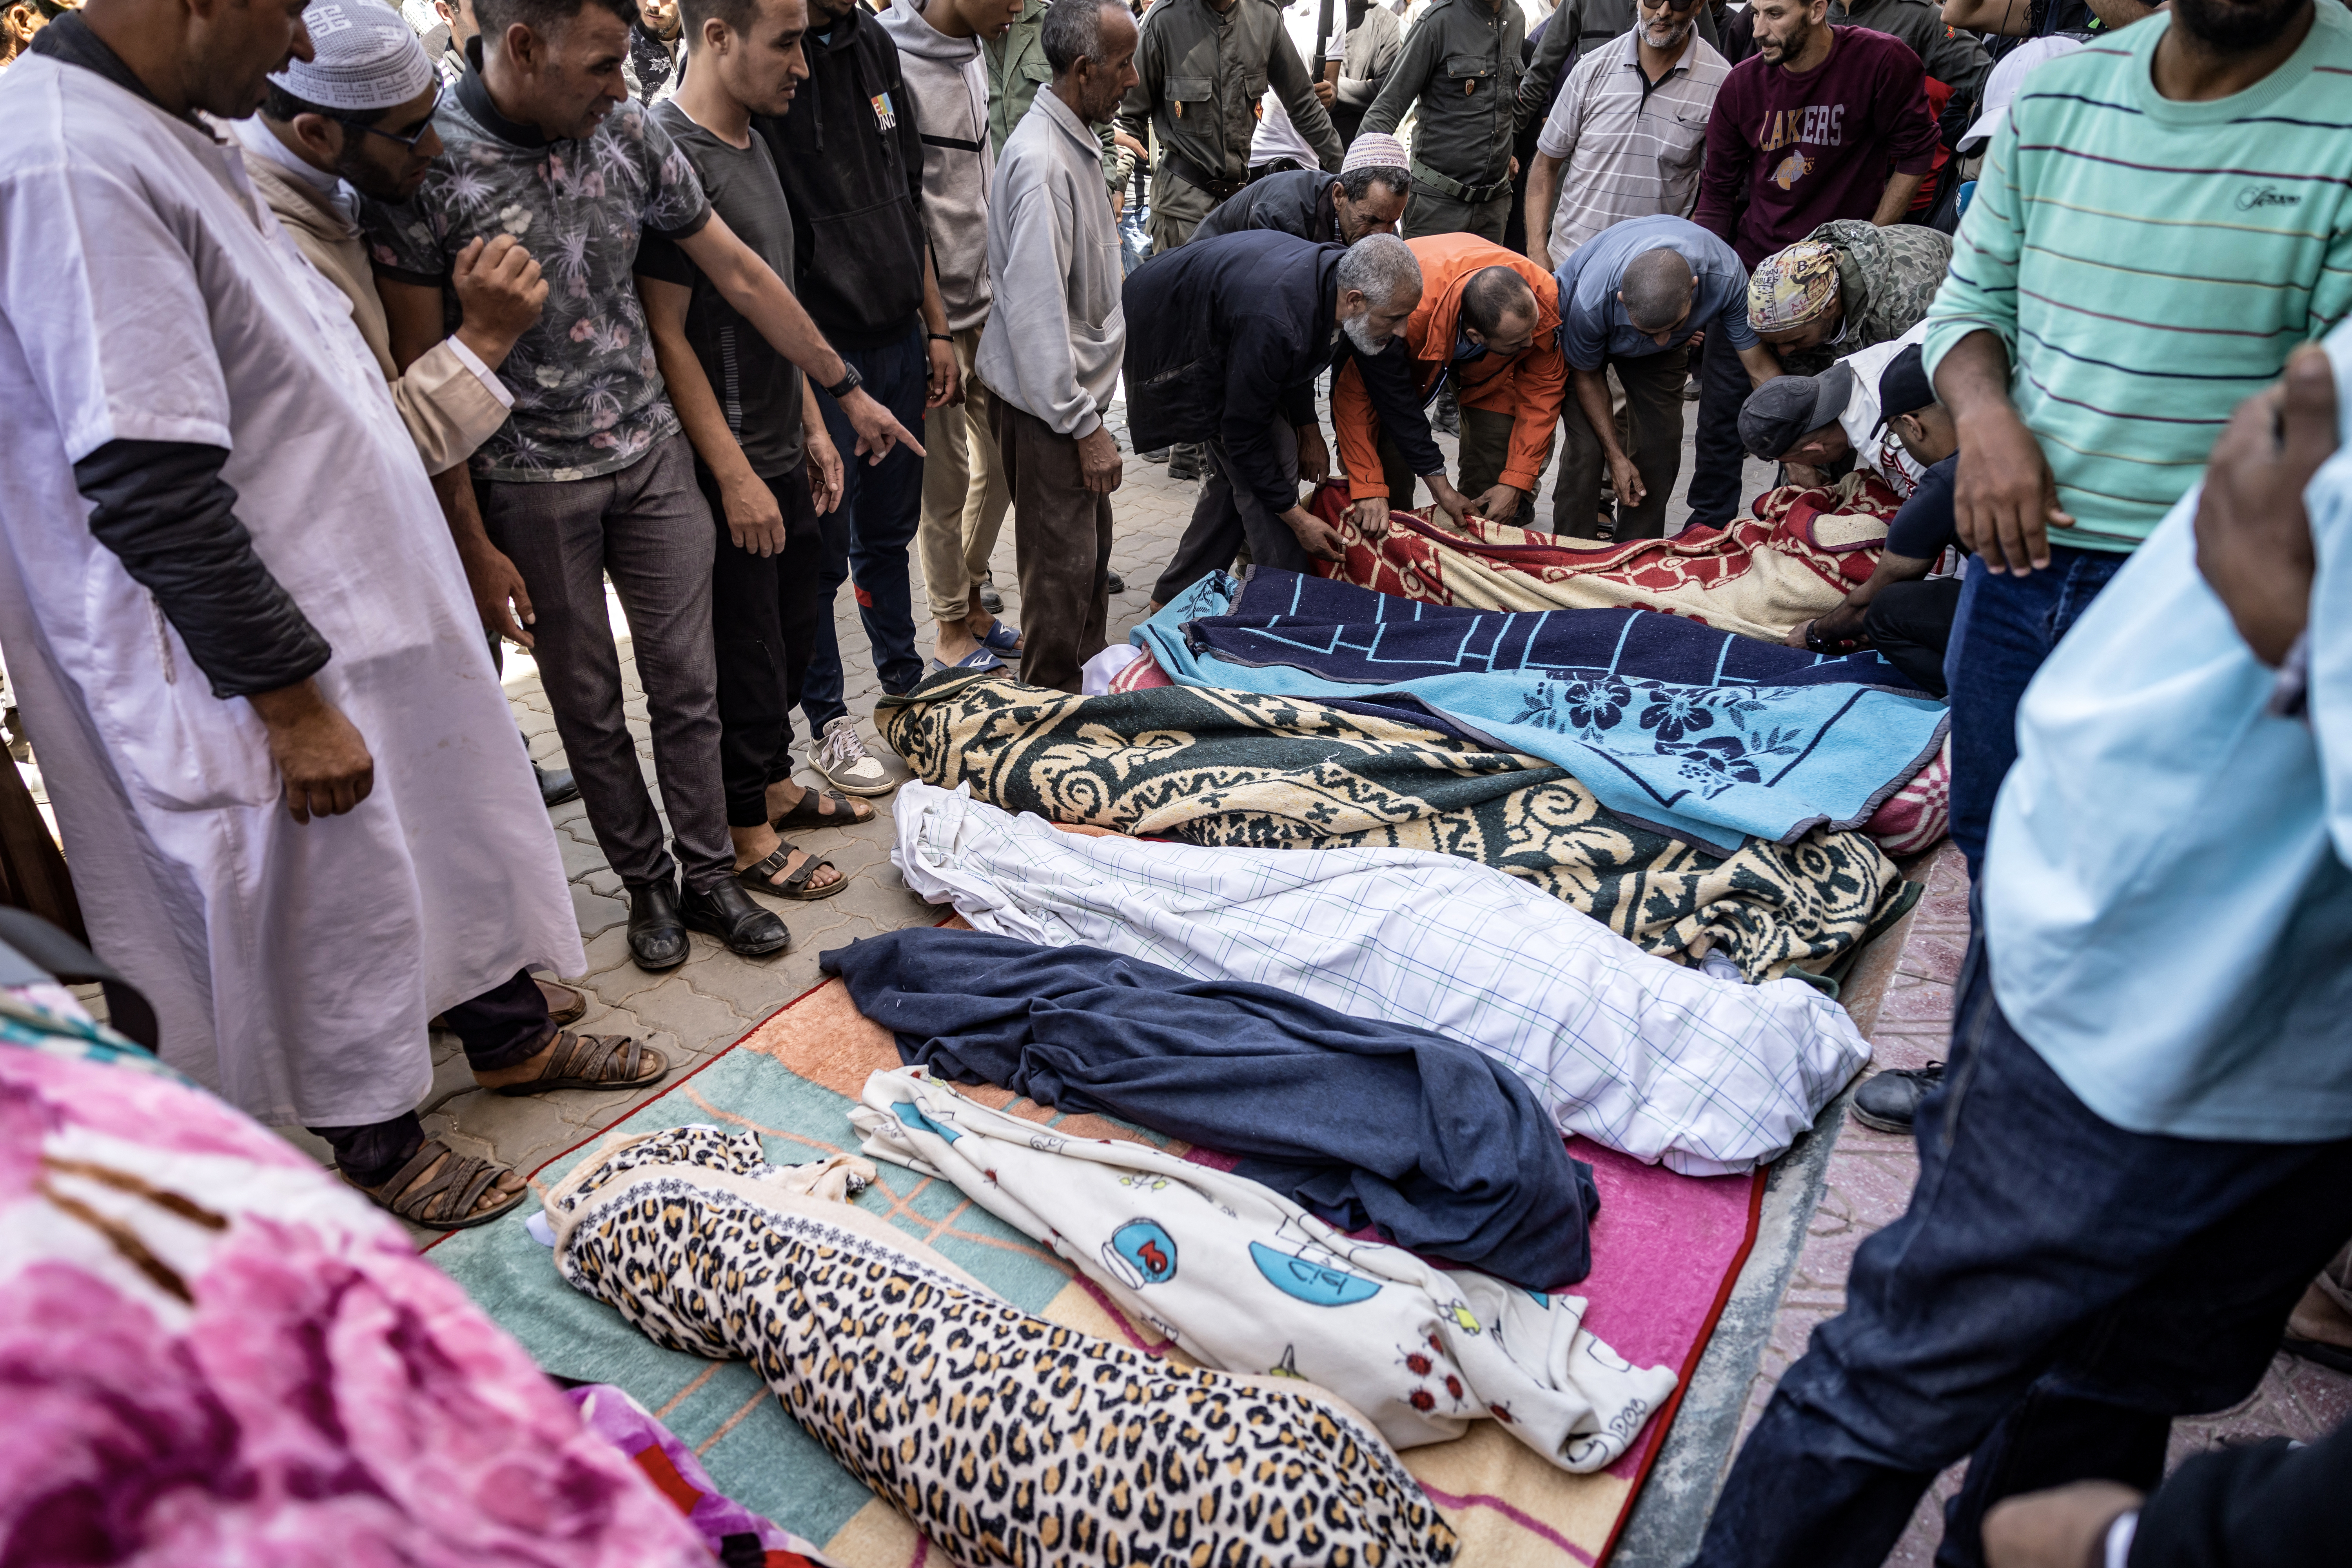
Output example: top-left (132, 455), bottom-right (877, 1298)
top-left (849, 1068), bottom-right (1681, 1473)
top-left (1315, 475), bottom-right (1904, 643)
top-left (1144, 571), bottom-right (1948, 855)
top-left (820, 926), bottom-right (1601, 1289)
top-left (542, 1125), bottom-right (1457, 1568)
top-left (875, 671), bottom-right (1902, 981)
top-left (891, 782), bottom-right (1871, 1175)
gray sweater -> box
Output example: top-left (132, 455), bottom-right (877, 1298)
top-left (976, 90), bottom-right (1125, 439)
top-left (877, 0), bottom-right (996, 331)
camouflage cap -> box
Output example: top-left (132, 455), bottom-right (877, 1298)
top-left (1747, 241), bottom-right (1841, 333)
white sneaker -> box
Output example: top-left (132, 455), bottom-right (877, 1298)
top-left (812, 716), bottom-right (897, 798)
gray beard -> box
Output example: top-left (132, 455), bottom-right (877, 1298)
top-left (1341, 310), bottom-right (1387, 355)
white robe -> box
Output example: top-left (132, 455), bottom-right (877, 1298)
top-left (0, 55), bottom-right (584, 1127)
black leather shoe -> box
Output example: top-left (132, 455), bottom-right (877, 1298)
top-left (680, 881), bottom-right (790, 957)
top-left (1850, 1062), bottom-right (1944, 1134)
top-left (979, 581), bottom-right (1004, 615)
top-left (626, 880), bottom-right (690, 971)
top-left (1105, 569), bottom-right (1126, 594)
top-left (535, 763), bottom-right (581, 808)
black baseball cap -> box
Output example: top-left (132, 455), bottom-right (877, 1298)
top-left (1739, 364), bottom-right (1853, 461)
top-left (1874, 343), bottom-right (1935, 433)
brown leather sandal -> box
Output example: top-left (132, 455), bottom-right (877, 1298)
top-left (735, 843), bottom-right (846, 902)
top-left (492, 1031), bottom-right (669, 1097)
top-left (536, 979), bottom-right (588, 1026)
top-left (352, 1139), bottom-right (526, 1231)
top-left (771, 785), bottom-right (874, 831)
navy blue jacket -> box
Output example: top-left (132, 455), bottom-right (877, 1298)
top-left (1122, 231), bottom-right (1446, 515)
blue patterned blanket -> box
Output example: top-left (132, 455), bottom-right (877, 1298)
top-left (1134, 572), bottom-right (1947, 854)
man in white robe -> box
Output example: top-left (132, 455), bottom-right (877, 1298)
top-left (0, 0), bottom-right (659, 1227)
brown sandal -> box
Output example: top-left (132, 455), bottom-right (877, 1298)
top-left (353, 1138), bottom-right (526, 1231)
top-left (735, 843), bottom-right (846, 902)
top-left (771, 785), bottom-right (874, 831)
top-left (536, 979), bottom-right (588, 1026)
top-left (492, 1031), bottom-right (669, 1097)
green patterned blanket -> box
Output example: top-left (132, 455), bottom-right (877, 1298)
top-left (876, 673), bottom-right (1900, 980)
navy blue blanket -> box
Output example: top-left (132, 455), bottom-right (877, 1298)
top-left (821, 927), bottom-right (1599, 1289)
top-left (1216, 570), bottom-right (1924, 691)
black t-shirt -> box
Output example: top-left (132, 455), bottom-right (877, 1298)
top-left (635, 100), bottom-right (807, 478)
top-left (1884, 452), bottom-right (1958, 559)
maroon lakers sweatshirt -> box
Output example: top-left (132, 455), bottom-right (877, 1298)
top-left (1691, 26), bottom-right (1940, 267)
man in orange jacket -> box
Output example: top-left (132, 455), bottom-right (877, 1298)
top-left (1331, 234), bottom-right (1567, 533)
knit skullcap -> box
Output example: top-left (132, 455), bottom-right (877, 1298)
top-left (1341, 133), bottom-right (1410, 176)
top-left (270, 0), bottom-right (436, 113)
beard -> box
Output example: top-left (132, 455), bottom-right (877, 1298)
top-left (2170, 0), bottom-right (2308, 48)
top-left (1341, 309), bottom-right (1389, 354)
top-left (1641, 16), bottom-right (1694, 47)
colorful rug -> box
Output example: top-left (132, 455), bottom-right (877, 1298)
top-left (876, 670), bottom-right (1902, 981)
top-left (1142, 571), bottom-right (1949, 856)
top-left (428, 967), bottom-right (1766, 1568)
top-left (1316, 475), bottom-right (1905, 644)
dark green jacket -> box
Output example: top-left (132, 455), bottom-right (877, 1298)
top-left (1117, 0), bottom-right (1343, 190)
top-left (1360, 0), bottom-right (1523, 191)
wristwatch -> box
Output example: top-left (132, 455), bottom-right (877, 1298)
top-left (823, 362), bottom-right (863, 401)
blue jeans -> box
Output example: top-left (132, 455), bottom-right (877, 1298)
top-left (1942, 545), bottom-right (2129, 880)
top-left (800, 324), bottom-right (927, 732)
top-left (1691, 912), bottom-right (2352, 1568)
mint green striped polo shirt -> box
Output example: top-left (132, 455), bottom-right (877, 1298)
top-left (1922, 4), bottom-right (2352, 553)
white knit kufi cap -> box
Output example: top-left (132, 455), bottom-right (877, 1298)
top-left (270, 0), bottom-right (436, 112)
top-left (1341, 132), bottom-right (1409, 174)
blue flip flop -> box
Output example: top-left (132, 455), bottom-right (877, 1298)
top-left (980, 619), bottom-right (1024, 655)
top-left (926, 646), bottom-right (1005, 676)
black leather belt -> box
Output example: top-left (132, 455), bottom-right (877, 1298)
top-left (1163, 152), bottom-right (1247, 203)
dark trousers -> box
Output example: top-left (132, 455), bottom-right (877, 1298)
top-left (1557, 347), bottom-right (1687, 541)
top-left (1692, 918), bottom-right (2352, 1568)
top-left (310, 969), bottom-right (554, 1187)
top-left (1151, 421), bottom-right (1311, 605)
top-left (1942, 546), bottom-right (2128, 879)
top-left (1401, 185), bottom-right (1511, 243)
top-left (483, 434), bottom-right (731, 893)
top-left (1376, 408), bottom-right (1543, 529)
top-left (1687, 326), bottom-right (1752, 530)
top-left (699, 460), bottom-right (824, 828)
top-left (1866, 575), bottom-right (1964, 697)
top-left (803, 324), bottom-right (928, 730)
top-left (995, 401), bottom-right (1113, 693)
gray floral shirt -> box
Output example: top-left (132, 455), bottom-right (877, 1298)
top-left (361, 50), bottom-right (712, 482)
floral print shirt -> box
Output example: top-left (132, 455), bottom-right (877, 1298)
top-left (361, 48), bottom-right (711, 482)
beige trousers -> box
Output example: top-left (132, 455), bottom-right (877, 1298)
top-left (917, 324), bottom-right (1013, 624)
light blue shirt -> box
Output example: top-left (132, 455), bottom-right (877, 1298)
top-left (1552, 214), bottom-right (1758, 372)
top-left (1983, 321), bottom-right (2352, 1142)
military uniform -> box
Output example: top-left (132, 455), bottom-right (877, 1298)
top-left (1361, 0), bottom-right (1524, 241)
top-left (989, 0), bottom-right (1124, 193)
top-left (1777, 219), bottom-right (1955, 378)
top-left (1118, 0), bottom-right (1345, 254)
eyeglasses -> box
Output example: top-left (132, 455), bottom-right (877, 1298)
top-left (334, 82), bottom-right (444, 152)
top-left (1638, 0), bottom-right (1703, 12)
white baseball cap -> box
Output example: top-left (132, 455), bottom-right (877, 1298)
top-left (1958, 34), bottom-right (2087, 154)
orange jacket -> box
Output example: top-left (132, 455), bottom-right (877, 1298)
top-left (1332, 235), bottom-right (1567, 500)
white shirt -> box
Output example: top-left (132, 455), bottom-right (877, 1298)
top-left (0, 50), bottom-right (581, 1125)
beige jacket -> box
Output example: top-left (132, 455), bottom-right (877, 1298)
top-left (239, 146), bottom-right (510, 476)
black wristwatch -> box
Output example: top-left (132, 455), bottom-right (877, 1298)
top-left (824, 362), bottom-right (863, 401)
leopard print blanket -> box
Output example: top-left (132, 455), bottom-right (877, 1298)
top-left (546, 1127), bottom-right (1459, 1568)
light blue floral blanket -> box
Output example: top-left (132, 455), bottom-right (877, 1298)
top-left (1133, 572), bottom-right (1948, 853)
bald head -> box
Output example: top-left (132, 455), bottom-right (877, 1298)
top-left (1461, 265), bottom-right (1536, 340)
top-left (1621, 248), bottom-right (1697, 338)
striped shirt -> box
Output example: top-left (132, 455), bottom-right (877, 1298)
top-left (1534, 27), bottom-right (1729, 267)
top-left (1921, 5), bottom-right (2352, 552)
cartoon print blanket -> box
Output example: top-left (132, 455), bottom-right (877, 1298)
top-left (848, 1068), bottom-right (1679, 1473)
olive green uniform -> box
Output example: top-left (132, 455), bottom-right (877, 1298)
top-left (1118, 0), bottom-right (1344, 254)
top-left (1360, 0), bottom-right (1523, 242)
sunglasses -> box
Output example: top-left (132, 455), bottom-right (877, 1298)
top-left (334, 82), bottom-right (444, 152)
top-left (1639, 0), bottom-right (1704, 13)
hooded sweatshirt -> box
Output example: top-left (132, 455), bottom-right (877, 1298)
top-left (756, 2), bottom-right (928, 346)
top-left (877, 0), bottom-right (995, 332)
